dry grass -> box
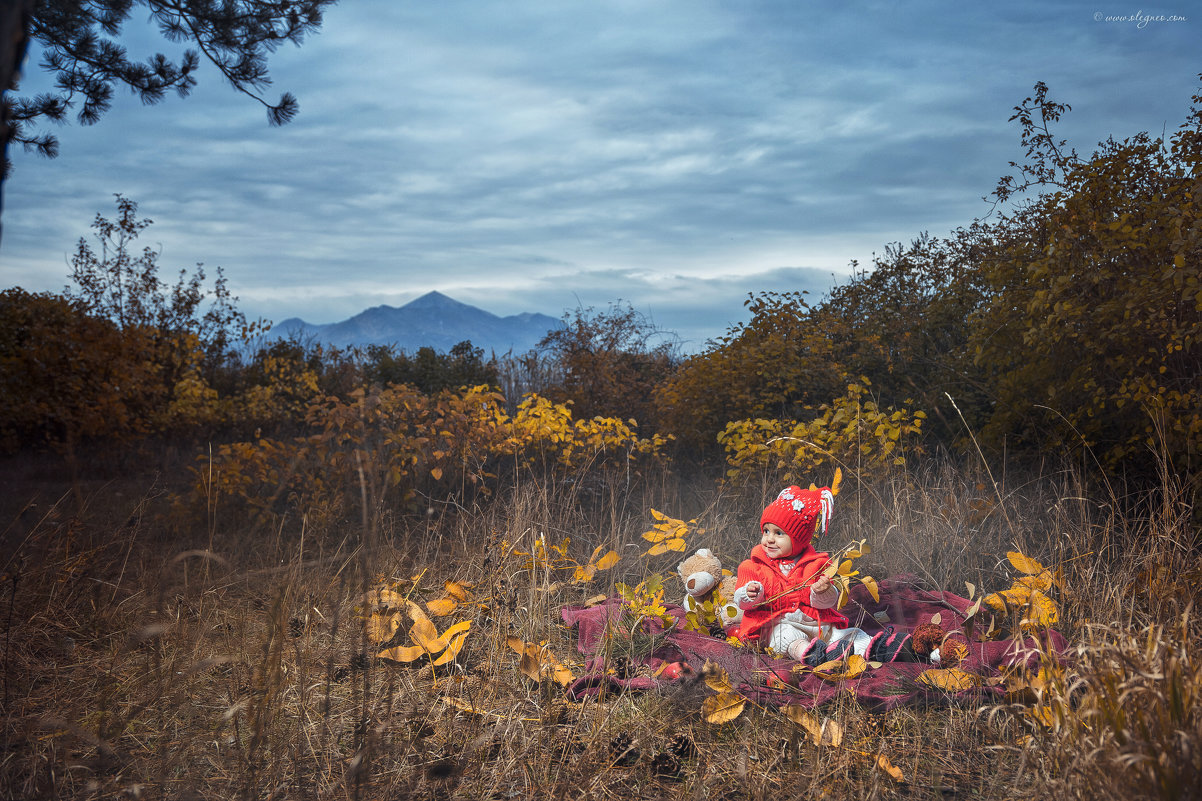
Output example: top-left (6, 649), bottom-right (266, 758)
top-left (1, 452), bottom-right (1198, 800)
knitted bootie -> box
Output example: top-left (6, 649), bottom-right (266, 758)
top-left (824, 638), bottom-right (855, 661)
top-left (867, 626), bottom-right (919, 663)
top-left (798, 638), bottom-right (829, 667)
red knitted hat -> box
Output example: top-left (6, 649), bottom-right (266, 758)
top-left (759, 486), bottom-right (834, 550)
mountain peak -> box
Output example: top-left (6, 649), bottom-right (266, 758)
top-left (268, 291), bottom-right (561, 354)
top-left (403, 290), bottom-right (465, 311)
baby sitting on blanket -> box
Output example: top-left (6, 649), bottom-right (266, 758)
top-left (733, 485), bottom-right (916, 666)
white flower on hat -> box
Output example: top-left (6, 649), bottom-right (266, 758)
top-left (791, 499), bottom-right (806, 513)
top-left (779, 489), bottom-right (795, 500)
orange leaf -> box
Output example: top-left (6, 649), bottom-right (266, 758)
top-left (444, 581), bottom-right (471, 601)
top-left (364, 611), bottom-right (400, 644)
top-left (917, 667), bottom-right (980, 692)
top-left (377, 643), bottom-right (426, 663)
top-left (1007, 551), bottom-right (1045, 575)
top-left (408, 618), bottom-right (440, 651)
top-left (875, 753), bottom-right (904, 781)
top-left (518, 648), bottom-right (541, 683)
top-left (426, 597), bottom-right (458, 616)
top-left (594, 550), bottom-right (620, 570)
top-left (424, 620), bottom-right (471, 653)
top-left (431, 628), bottom-right (471, 666)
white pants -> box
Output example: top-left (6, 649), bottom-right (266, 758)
top-left (766, 609), bottom-right (873, 658)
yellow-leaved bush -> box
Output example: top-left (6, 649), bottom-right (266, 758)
top-left (718, 380), bottom-right (925, 483)
top-left (188, 384), bottom-right (668, 526)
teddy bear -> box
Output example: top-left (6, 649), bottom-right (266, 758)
top-left (910, 622), bottom-right (969, 667)
top-left (677, 548), bottom-right (743, 636)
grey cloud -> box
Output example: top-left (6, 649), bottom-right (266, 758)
top-left (2, 0), bottom-right (1196, 352)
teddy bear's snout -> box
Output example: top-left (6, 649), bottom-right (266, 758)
top-left (685, 572), bottom-right (717, 594)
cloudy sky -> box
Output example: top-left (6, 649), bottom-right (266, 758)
top-left (1, 0), bottom-right (1197, 350)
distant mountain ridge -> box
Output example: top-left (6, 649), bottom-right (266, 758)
top-left (271, 291), bottom-right (561, 354)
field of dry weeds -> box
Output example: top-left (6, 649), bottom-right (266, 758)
top-left (2, 453), bottom-right (1198, 800)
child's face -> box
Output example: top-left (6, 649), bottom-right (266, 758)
top-left (760, 523), bottom-right (794, 559)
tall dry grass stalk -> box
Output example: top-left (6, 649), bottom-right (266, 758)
top-left (1, 451), bottom-right (1196, 799)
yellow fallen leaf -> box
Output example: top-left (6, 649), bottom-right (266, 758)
top-left (702, 691), bottom-right (745, 724)
top-left (408, 617), bottom-right (440, 651)
top-left (432, 620), bottom-right (472, 652)
top-left (1007, 551), bottom-right (1045, 575)
top-left (377, 643), bottom-right (426, 663)
top-left (784, 706), bottom-right (843, 746)
top-left (641, 527), bottom-right (672, 543)
top-left (875, 753), bottom-right (904, 781)
top-left (426, 598), bottom-right (458, 617)
top-left (702, 661), bottom-right (732, 692)
top-left (518, 647), bottom-right (541, 683)
top-left (648, 539), bottom-right (687, 556)
top-left (1027, 704), bottom-right (1058, 729)
top-left (413, 619), bottom-right (471, 654)
top-left (983, 585), bottom-right (1032, 613)
top-left (813, 654), bottom-right (868, 681)
top-left (594, 550), bottom-right (620, 570)
top-left (444, 581), bottom-right (472, 601)
top-left (364, 611), bottom-right (400, 644)
top-left (917, 667), bottom-right (980, 692)
top-left (1015, 571), bottom-right (1054, 593)
top-left (549, 663), bottom-right (575, 686)
top-left (1020, 589), bottom-right (1059, 630)
top-left (405, 600), bottom-right (433, 629)
top-left (431, 627), bottom-right (471, 666)
top-left (363, 588), bottom-right (409, 609)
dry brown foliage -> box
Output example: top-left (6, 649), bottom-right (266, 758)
top-left (1, 451), bottom-right (1197, 800)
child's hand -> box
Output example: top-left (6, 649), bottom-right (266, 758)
top-left (743, 581), bottom-right (763, 604)
top-left (810, 575), bottom-right (833, 596)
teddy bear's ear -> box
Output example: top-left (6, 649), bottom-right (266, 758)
top-left (696, 548), bottom-right (712, 558)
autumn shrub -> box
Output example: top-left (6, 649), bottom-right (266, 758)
top-left (971, 82), bottom-right (1202, 488)
top-left (717, 380), bottom-right (926, 487)
top-left (536, 302), bottom-right (679, 428)
top-left (0, 288), bottom-right (157, 457)
top-left (362, 340), bottom-right (500, 395)
top-left (654, 290), bottom-right (847, 452)
top-left (656, 81), bottom-right (1202, 504)
top-left (192, 384), bottom-right (671, 536)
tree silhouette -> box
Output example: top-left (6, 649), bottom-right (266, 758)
top-left (0, 0), bottom-right (338, 231)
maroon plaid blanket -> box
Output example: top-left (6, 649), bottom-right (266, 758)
top-left (561, 576), bottom-right (1067, 711)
